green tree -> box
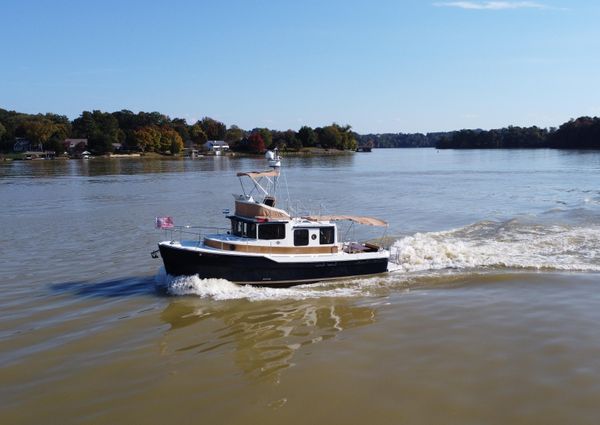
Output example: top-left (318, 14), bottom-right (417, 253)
top-left (170, 118), bottom-right (190, 144)
top-left (274, 129), bottom-right (301, 150)
top-left (334, 124), bottom-right (357, 150)
top-left (136, 111), bottom-right (170, 128)
top-left (199, 117), bottom-right (226, 140)
top-left (317, 125), bottom-right (341, 149)
top-left (225, 125), bottom-right (245, 146)
top-left (0, 122), bottom-right (8, 152)
top-left (72, 110), bottom-right (120, 154)
top-left (111, 110), bottom-right (137, 130)
top-left (189, 123), bottom-right (208, 146)
top-left (297, 126), bottom-right (317, 147)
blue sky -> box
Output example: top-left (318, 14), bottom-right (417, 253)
top-left (1, 0), bottom-right (599, 133)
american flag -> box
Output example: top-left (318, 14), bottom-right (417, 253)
top-left (155, 216), bottom-right (174, 229)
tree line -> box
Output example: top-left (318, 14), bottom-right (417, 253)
top-left (0, 108), bottom-right (357, 154)
top-left (436, 117), bottom-right (600, 149)
top-left (356, 132), bottom-right (445, 148)
top-left (357, 117), bottom-right (600, 150)
top-left (2, 107), bottom-right (598, 154)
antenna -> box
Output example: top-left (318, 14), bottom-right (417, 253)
top-left (265, 147), bottom-right (281, 168)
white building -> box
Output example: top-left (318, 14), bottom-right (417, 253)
top-left (203, 140), bottom-right (229, 153)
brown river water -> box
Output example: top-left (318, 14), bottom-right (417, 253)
top-left (1, 149), bottom-right (600, 424)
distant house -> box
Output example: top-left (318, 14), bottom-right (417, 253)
top-left (63, 138), bottom-right (88, 154)
top-left (203, 140), bottom-right (229, 153)
top-left (183, 148), bottom-right (200, 158)
top-left (112, 143), bottom-right (123, 152)
top-left (23, 151), bottom-right (55, 160)
top-left (14, 137), bottom-right (42, 153)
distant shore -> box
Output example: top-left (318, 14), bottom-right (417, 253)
top-left (1, 147), bottom-right (356, 162)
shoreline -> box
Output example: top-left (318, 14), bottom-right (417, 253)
top-left (1, 147), bottom-right (356, 162)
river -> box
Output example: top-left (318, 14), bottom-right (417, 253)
top-left (1, 149), bottom-right (599, 424)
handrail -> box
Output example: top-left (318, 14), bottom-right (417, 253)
top-left (159, 225), bottom-right (229, 246)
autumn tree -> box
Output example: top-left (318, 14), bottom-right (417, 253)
top-left (248, 132), bottom-right (265, 153)
top-left (251, 128), bottom-right (272, 149)
top-left (21, 119), bottom-right (55, 149)
top-left (158, 127), bottom-right (184, 154)
top-left (132, 126), bottom-right (161, 152)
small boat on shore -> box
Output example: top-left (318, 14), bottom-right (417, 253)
top-left (155, 150), bottom-right (389, 286)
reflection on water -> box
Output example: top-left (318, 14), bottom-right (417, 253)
top-left (0, 154), bottom-right (357, 180)
top-left (160, 298), bottom-right (376, 381)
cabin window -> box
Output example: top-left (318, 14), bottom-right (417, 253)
top-left (294, 229), bottom-right (309, 246)
top-left (231, 219), bottom-right (257, 238)
top-left (231, 219), bottom-right (242, 237)
top-left (258, 223), bottom-right (286, 240)
top-left (319, 227), bottom-right (335, 244)
top-left (245, 222), bottom-right (257, 239)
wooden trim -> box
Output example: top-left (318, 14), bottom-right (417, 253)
top-left (204, 238), bottom-right (338, 254)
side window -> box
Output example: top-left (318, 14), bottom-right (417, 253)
top-left (258, 223), bottom-right (286, 240)
top-left (319, 227), bottom-right (335, 244)
top-left (294, 229), bottom-right (309, 246)
top-left (246, 222), bottom-right (257, 239)
top-left (231, 219), bottom-right (242, 237)
top-left (232, 220), bottom-right (257, 238)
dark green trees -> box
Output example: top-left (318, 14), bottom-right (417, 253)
top-left (436, 126), bottom-right (549, 149)
top-left (199, 117), bottom-right (226, 141)
top-left (72, 111), bottom-right (120, 154)
top-left (297, 126), bottom-right (317, 147)
top-left (549, 117), bottom-right (600, 149)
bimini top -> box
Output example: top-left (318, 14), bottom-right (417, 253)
top-left (302, 215), bottom-right (388, 227)
top-left (236, 169), bottom-right (280, 179)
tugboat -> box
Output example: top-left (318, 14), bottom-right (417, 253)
top-left (156, 150), bottom-right (389, 286)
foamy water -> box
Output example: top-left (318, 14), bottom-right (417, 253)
top-left (390, 218), bottom-right (600, 273)
top-left (156, 268), bottom-right (392, 300)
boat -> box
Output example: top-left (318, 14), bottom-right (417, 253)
top-left (155, 150), bottom-right (389, 286)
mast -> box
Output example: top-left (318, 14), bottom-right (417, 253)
top-left (265, 147), bottom-right (281, 195)
top-left (236, 148), bottom-right (283, 205)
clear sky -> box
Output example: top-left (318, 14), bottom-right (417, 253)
top-left (1, 0), bottom-right (599, 133)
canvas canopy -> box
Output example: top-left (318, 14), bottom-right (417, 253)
top-left (235, 200), bottom-right (291, 219)
top-left (236, 170), bottom-right (280, 179)
top-left (302, 215), bottom-right (388, 227)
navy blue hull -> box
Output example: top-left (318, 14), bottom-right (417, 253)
top-left (158, 244), bottom-right (388, 286)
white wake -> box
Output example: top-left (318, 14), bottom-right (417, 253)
top-left (389, 221), bottom-right (600, 273)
